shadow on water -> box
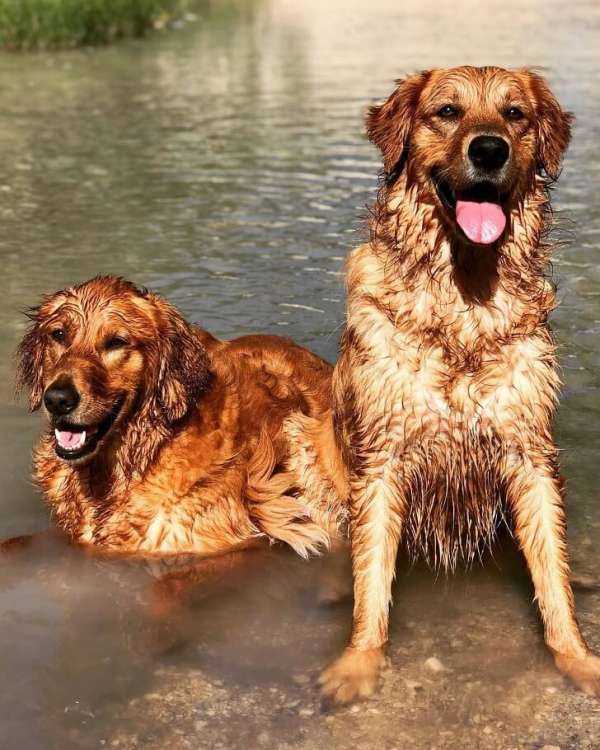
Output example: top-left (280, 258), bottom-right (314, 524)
top-left (4, 529), bottom-right (594, 748)
top-left (0, 537), bottom-right (346, 747)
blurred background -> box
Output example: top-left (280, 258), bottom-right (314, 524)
top-left (0, 1), bottom-right (599, 748)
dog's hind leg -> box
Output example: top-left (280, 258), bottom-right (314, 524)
top-left (315, 536), bottom-right (352, 606)
top-left (506, 452), bottom-right (600, 697)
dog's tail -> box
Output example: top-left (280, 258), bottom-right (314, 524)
top-left (245, 426), bottom-right (332, 558)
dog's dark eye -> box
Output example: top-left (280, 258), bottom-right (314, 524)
top-left (104, 336), bottom-right (128, 351)
top-left (50, 329), bottom-right (65, 343)
top-left (437, 105), bottom-right (459, 119)
top-left (506, 106), bottom-right (524, 121)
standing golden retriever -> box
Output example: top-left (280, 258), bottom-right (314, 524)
top-left (13, 276), bottom-right (334, 561)
top-left (289, 66), bottom-right (600, 704)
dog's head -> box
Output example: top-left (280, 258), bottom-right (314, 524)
top-left (367, 66), bottom-right (573, 246)
top-left (16, 276), bottom-right (210, 465)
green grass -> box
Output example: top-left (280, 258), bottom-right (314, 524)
top-left (0, 0), bottom-right (190, 50)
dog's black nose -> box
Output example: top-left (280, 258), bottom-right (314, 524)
top-left (43, 379), bottom-right (80, 416)
top-left (468, 135), bottom-right (510, 172)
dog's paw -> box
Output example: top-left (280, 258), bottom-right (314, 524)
top-left (555, 652), bottom-right (600, 697)
top-left (318, 647), bottom-right (385, 707)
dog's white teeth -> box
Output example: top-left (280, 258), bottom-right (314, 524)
top-left (55, 429), bottom-right (86, 450)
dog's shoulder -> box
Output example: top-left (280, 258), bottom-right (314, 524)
top-left (346, 243), bottom-right (384, 291)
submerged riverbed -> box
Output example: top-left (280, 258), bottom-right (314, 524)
top-left (1, 0), bottom-right (600, 747)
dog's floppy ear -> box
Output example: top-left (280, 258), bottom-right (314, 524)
top-left (366, 71), bottom-right (431, 175)
top-left (525, 71), bottom-right (573, 180)
top-left (146, 296), bottom-right (211, 424)
top-left (16, 309), bottom-right (45, 412)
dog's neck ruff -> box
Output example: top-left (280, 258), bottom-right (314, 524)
top-left (35, 410), bottom-right (174, 521)
top-left (367, 171), bottom-right (556, 344)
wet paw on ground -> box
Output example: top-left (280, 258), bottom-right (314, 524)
top-left (1, 536), bottom-right (599, 748)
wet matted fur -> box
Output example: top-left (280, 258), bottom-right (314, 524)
top-left (14, 276), bottom-right (334, 560)
top-left (288, 66), bottom-right (600, 704)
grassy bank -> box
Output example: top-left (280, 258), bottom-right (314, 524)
top-left (0, 0), bottom-right (190, 50)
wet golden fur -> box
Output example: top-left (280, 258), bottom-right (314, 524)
top-left (287, 66), bottom-right (600, 703)
top-left (15, 276), bottom-right (334, 560)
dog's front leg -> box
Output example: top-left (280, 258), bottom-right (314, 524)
top-left (506, 451), bottom-right (600, 696)
top-left (319, 460), bottom-right (406, 706)
top-left (0, 528), bottom-right (69, 555)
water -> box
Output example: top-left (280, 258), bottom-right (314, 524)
top-left (1, 0), bottom-right (600, 747)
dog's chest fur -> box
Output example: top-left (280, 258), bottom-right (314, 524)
top-left (33, 426), bottom-right (257, 555)
top-left (337, 241), bottom-right (559, 566)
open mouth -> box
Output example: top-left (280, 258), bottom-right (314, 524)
top-left (53, 395), bottom-right (125, 462)
top-left (432, 172), bottom-right (509, 245)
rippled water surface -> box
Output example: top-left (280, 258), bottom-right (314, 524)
top-left (1, 1), bottom-right (600, 747)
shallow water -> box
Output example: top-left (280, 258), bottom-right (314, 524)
top-left (1, 0), bottom-right (600, 747)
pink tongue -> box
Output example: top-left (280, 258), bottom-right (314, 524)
top-left (456, 200), bottom-right (506, 245)
top-left (57, 430), bottom-right (83, 448)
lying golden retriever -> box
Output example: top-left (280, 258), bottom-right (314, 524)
top-left (287, 66), bottom-right (600, 704)
top-left (13, 275), bottom-right (335, 562)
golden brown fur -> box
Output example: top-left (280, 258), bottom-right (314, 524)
top-left (288, 66), bottom-right (600, 703)
top-left (14, 276), bottom-right (334, 561)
